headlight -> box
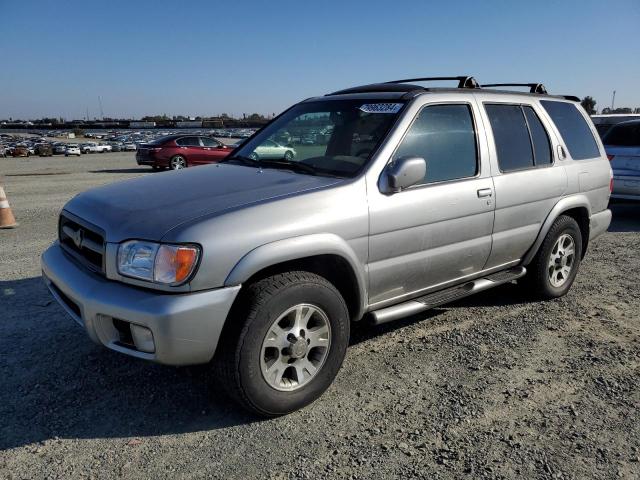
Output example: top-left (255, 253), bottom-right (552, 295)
top-left (117, 240), bottom-right (200, 285)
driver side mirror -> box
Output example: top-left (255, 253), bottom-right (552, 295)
top-left (382, 156), bottom-right (427, 193)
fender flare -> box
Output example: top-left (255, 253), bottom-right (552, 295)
top-left (521, 195), bottom-right (591, 265)
top-left (224, 233), bottom-right (368, 319)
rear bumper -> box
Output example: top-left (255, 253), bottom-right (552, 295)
top-left (41, 242), bottom-right (240, 365)
top-left (612, 174), bottom-right (640, 200)
top-left (136, 155), bottom-right (155, 166)
top-left (589, 209), bottom-right (612, 240)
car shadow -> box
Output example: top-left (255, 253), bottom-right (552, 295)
top-left (89, 168), bottom-right (152, 174)
top-left (609, 201), bottom-right (640, 232)
top-left (0, 277), bottom-right (261, 451)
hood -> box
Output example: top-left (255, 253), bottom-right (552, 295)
top-left (64, 164), bottom-right (342, 242)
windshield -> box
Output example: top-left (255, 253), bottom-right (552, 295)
top-left (228, 99), bottom-right (405, 177)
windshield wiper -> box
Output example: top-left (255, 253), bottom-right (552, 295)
top-left (259, 159), bottom-right (318, 176)
top-left (221, 155), bottom-right (261, 167)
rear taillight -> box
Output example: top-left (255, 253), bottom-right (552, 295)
top-left (607, 154), bottom-right (615, 161)
top-left (151, 147), bottom-right (162, 152)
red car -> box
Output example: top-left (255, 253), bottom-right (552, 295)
top-left (136, 135), bottom-right (232, 170)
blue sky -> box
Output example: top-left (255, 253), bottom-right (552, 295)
top-left (1, 0), bottom-right (638, 119)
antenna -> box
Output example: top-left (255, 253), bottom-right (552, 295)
top-left (611, 90), bottom-right (616, 110)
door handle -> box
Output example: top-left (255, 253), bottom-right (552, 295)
top-left (477, 188), bottom-right (493, 198)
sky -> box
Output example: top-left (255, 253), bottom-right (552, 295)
top-left (1, 0), bottom-right (639, 120)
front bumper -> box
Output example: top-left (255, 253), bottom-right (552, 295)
top-left (41, 242), bottom-right (240, 365)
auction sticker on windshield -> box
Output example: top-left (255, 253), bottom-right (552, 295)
top-left (358, 103), bottom-right (403, 114)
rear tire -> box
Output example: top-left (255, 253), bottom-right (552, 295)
top-left (523, 215), bottom-right (582, 299)
top-left (170, 155), bottom-right (187, 170)
top-left (215, 271), bottom-right (350, 416)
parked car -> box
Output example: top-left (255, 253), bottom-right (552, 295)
top-left (81, 143), bottom-right (112, 154)
top-left (12, 145), bottom-right (30, 157)
top-left (53, 144), bottom-right (68, 155)
top-left (42, 76), bottom-right (612, 416)
top-left (65, 144), bottom-right (81, 156)
top-left (249, 139), bottom-right (296, 160)
top-left (122, 142), bottom-right (137, 151)
top-left (603, 119), bottom-right (640, 201)
top-left (36, 144), bottom-right (53, 156)
top-left (136, 135), bottom-right (231, 170)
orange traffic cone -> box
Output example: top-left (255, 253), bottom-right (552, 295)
top-left (0, 185), bottom-right (17, 229)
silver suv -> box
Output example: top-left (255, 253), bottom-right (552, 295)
top-left (42, 76), bottom-right (613, 416)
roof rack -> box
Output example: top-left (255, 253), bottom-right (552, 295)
top-left (385, 76), bottom-right (480, 89)
top-left (482, 83), bottom-right (548, 94)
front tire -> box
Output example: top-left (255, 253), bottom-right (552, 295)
top-left (524, 215), bottom-right (582, 299)
top-left (215, 271), bottom-right (350, 416)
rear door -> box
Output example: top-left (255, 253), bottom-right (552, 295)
top-left (480, 99), bottom-right (567, 268)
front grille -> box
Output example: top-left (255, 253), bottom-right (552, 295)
top-left (59, 213), bottom-right (106, 274)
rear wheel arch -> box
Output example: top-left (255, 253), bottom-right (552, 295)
top-left (523, 197), bottom-right (592, 265)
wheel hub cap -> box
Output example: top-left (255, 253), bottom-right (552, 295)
top-left (260, 304), bottom-right (331, 391)
top-left (547, 234), bottom-right (575, 288)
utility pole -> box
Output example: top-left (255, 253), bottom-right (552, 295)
top-left (611, 90), bottom-right (616, 111)
top-left (98, 96), bottom-right (105, 119)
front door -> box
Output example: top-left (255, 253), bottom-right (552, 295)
top-left (367, 98), bottom-right (495, 307)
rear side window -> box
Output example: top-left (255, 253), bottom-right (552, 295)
top-left (540, 101), bottom-right (600, 159)
top-left (176, 136), bottom-right (201, 146)
top-left (393, 104), bottom-right (477, 185)
top-left (523, 106), bottom-right (552, 165)
top-left (485, 104), bottom-right (534, 171)
top-left (603, 122), bottom-right (640, 147)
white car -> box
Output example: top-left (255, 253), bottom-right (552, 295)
top-left (81, 143), bottom-right (112, 153)
top-left (65, 144), bottom-right (81, 156)
top-left (250, 139), bottom-right (296, 160)
top-left (122, 142), bottom-right (137, 151)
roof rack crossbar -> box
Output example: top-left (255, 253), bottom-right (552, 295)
top-left (482, 83), bottom-right (548, 94)
top-left (384, 76), bottom-right (480, 89)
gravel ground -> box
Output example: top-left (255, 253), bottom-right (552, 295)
top-left (1, 153), bottom-right (639, 479)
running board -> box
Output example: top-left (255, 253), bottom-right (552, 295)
top-left (369, 267), bottom-right (526, 325)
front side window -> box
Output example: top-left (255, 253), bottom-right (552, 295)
top-left (176, 136), bottom-right (201, 147)
top-left (540, 100), bottom-right (600, 160)
top-left (200, 137), bottom-right (221, 147)
top-left (392, 104), bottom-right (477, 185)
top-left (229, 99), bottom-right (405, 177)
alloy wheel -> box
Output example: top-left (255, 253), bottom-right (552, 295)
top-left (260, 303), bottom-right (331, 391)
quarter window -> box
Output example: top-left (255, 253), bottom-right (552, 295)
top-left (393, 104), bottom-right (478, 185)
top-left (540, 100), bottom-right (600, 160)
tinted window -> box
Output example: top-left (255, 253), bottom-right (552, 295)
top-left (541, 101), bottom-right (600, 159)
top-left (485, 104), bottom-right (534, 172)
top-left (176, 136), bottom-right (200, 146)
top-left (200, 137), bottom-right (220, 147)
top-left (523, 106), bottom-right (552, 165)
top-left (603, 122), bottom-right (640, 147)
top-left (393, 104), bottom-right (477, 184)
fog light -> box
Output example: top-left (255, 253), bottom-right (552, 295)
top-left (130, 324), bottom-right (155, 353)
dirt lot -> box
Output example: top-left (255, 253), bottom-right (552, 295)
top-left (1, 153), bottom-right (639, 479)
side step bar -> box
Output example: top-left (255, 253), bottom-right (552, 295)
top-left (370, 267), bottom-right (526, 325)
